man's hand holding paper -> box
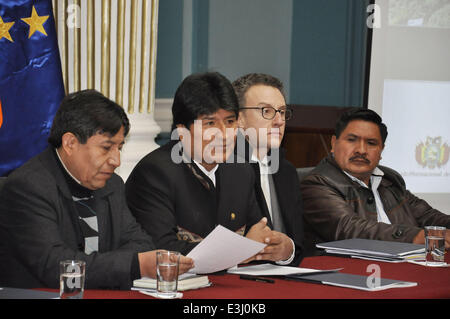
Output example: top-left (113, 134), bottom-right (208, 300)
top-left (244, 217), bottom-right (294, 263)
top-left (186, 225), bottom-right (266, 274)
top-left (258, 231), bottom-right (294, 262)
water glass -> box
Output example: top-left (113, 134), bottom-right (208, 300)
top-left (424, 226), bottom-right (446, 266)
top-left (156, 250), bottom-right (180, 298)
top-left (59, 260), bottom-right (86, 299)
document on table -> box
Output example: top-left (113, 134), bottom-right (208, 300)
top-left (187, 225), bottom-right (266, 274)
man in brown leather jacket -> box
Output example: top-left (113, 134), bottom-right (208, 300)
top-left (300, 108), bottom-right (450, 256)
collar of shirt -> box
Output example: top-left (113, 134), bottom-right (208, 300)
top-left (343, 167), bottom-right (384, 190)
top-left (251, 152), bottom-right (270, 174)
top-left (192, 159), bottom-right (219, 187)
top-left (55, 148), bottom-right (93, 199)
top-left (55, 148), bottom-right (83, 185)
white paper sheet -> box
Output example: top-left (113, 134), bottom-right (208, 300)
top-left (407, 260), bottom-right (450, 267)
top-left (186, 225), bottom-right (266, 274)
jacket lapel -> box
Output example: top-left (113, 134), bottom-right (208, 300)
top-left (271, 165), bottom-right (293, 233)
top-left (38, 148), bottom-right (83, 250)
top-left (92, 177), bottom-right (117, 250)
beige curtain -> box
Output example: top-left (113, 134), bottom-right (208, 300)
top-left (52, 0), bottom-right (159, 114)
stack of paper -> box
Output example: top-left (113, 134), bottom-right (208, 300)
top-left (133, 273), bottom-right (211, 292)
top-left (317, 238), bottom-right (425, 262)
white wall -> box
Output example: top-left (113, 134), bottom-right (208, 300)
top-left (207, 0), bottom-right (293, 95)
top-left (368, 0), bottom-right (450, 214)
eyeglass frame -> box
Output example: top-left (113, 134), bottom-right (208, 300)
top-left (239, 105), bottom-right (293, 121)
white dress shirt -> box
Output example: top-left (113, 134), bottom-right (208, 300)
top-left (251, 153), bottom-right (295, 265)
top-left (343, 167), bottom-right (391, 224)
top-left (193, 160), bottom-right (218, 187)
top-left (251, 153), bottom-right (272, 219)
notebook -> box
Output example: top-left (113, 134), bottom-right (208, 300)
top-left (317, 238), bottom-right (425, 261)
top-left (133, 273), bottom-right (211, 291)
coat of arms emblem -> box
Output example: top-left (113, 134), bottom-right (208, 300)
top-left (415, 137), bottom-right (450, 169)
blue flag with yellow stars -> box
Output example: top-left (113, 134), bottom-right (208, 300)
top-left (0, 0), bottom-right (64, 176)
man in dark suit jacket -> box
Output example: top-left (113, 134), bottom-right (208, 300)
top-left (126, 72), bottom-right (287, 262)
top-left (232, 73), bottom-right (304, 265)
top-left (0, 90), bottom-right (193, 289)
top-left (125, 140), bottom-right (263, 255)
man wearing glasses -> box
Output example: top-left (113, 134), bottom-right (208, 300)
top-left (232, 73), bottom-right (304, 265)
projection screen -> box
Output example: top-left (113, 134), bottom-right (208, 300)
top-left (368, 0), bottom-right (450, 213)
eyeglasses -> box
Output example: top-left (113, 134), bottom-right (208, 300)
top-left (239, 106), bottom-right (293, 121)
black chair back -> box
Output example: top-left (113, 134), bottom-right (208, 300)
top-left (0, 176), bottom-right (7, 194)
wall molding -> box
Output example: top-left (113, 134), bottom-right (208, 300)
top-left (154, 98), bottom-right (173, 133)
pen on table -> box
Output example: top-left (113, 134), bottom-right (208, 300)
top-left (239, 275), bottom-right (275, 284)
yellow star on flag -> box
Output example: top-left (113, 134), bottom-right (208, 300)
top-left (21, 5), bottom-right (49, 38)
top-left (0, 16), bottom-right (15, 42)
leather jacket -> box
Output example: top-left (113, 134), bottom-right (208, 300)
top-left (300, 155), bottom-right (450, 256)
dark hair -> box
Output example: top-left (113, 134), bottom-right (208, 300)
top-left (335, 108), bottom-right (388, 144)
top-left (48, 89), bottom-right (130, 148)
top-left (232, 73), bottom-right (286, 106)
top-left (171, 72), bottom-right (239, 130)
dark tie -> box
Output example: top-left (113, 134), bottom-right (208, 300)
top-left (267, 174), bottom-right (286, 233)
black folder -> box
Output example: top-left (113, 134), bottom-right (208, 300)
top-left (316, 238), bottom-right (425, 261)
top-left (0, 287), bottom-right (59, 299)
top-left (287, 272), bottom-right (417, 291)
